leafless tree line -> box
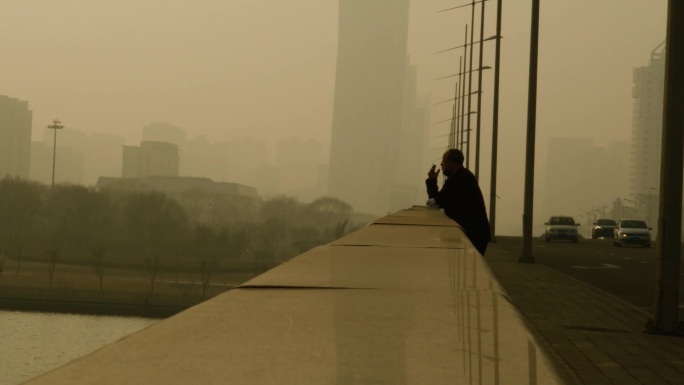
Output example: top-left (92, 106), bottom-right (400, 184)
top-left (0, 177), bottom-right (354, 294)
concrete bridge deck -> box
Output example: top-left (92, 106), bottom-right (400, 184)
top-left (24, 207), bottom-right (611, 384)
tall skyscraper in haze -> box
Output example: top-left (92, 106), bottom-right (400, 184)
top-left (631, 41), bottom-right (665, 233)
top-left (0, 95), bottom-right (32, 179)
top-left (328, 0), bottom-right (424, 215)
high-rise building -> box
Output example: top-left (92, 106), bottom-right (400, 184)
top-left (122, 141), bottom-right (179, 178)
top-left (0, 95), bottom-right (32, 179)
top-left (631, 42), bottom-right (665, 233)
top-left (328, 0), bottom-right (424, 215)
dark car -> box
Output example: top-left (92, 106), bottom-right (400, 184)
top-left (592, 219), bottom-right (617, 239)
top-left (613, 219), bottom-right (652, 248)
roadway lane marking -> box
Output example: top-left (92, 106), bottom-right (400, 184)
top-left (571, 263), bottom-right (620, 270)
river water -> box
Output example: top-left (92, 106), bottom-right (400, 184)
top-left (0, 310), bottom-right (159, 385)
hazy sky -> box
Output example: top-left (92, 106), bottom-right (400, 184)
top-left (1, 1), bottom-right (669, 234)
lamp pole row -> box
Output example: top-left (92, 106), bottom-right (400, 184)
top-left (435, 0), bottom-right (502, 238)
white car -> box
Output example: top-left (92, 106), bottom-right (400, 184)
top-left (544, 216), bottom-right (580, 243)
top-left (613, 219), bottom-right (652, 248)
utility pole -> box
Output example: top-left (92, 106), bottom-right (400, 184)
top-left (474, 0), bottom-right (486, 180)
top-left (465, 1), bottom-right (476, 168)
top-left (648, 0), bottom-right (684, 335)
top-left (489, 0), bottom-right (503, 240)
top-left (47, 119), bottom-right (64, 190)
top-left (520, 0), bottom-right (540, 263)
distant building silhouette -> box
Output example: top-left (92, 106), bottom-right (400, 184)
top-left (139, 123), bottom-right (331, 203)
top-left (142, 122), bottom-right (187, 148)
top-left (0, 95), bottom-right (32, 179)
top-left (32, 128), bottom-right (125, 186)
top-left (30, 141), bottom-right (84, 185)
top-left (97, 175), bottom-right (257, 198)
top-left (541, 138), bottom-right (629, 234)
top-left (96, 176), bottom-right (258, 225)
top-left (328, 0), bottom-right (425, 215)
top-left (123, 141), bottom-right (179, 178)
top-left (631, 42), bottom-right (665, 233)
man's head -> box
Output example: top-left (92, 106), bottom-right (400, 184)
top-left (441, 149), bottom-right (464, 177)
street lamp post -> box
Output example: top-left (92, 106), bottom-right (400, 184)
top-left (460, 25), bottom-right (469, 150)
top-left (623, 198), bottom-right (634, 218)
top-left (474, 0), bottom-right (487, 180)
top-left (650, 0), bottom-right (684, 335)
top-left (47, 119), bottom-right (64, 190)
top-left (434, 64), bottom-right (491, 153)
top-left (637, 193), bottom-right (648, 219)
top-left (489, 0), bottom-right (503, 241)
top-left (649, 187), bottom-right (657, 227)
top-left (520, 0), bottom-right (541, 264)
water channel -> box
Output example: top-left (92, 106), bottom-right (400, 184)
top-left (0, 310), bottom-right (159, 385)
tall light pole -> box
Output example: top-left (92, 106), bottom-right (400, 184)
top-left (585, 211), bottom-right (593, 238)
top-left (624, 198), bottom-right (634, 218)
top-left (637, 193), bottom-right (647, 219)
top-left (435, 0), bottom-right (495, 162)
top-left (648, 187), bottom-right (657, 227)
top-left (474, 0), bottom-right (486, 180)
top-left (520, 0), bottom-right (541, 264)
top-left (466, 0), bottom-right (476, 169)
top-left (47, 119), bottom-right (64, 190)
top-left (650, 0), bottom-right (684, 335)
top-left (489, 0), bottom-right (503, 241)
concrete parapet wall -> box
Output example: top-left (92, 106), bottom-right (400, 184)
top-left (25, 206), bottom-right (571, 385)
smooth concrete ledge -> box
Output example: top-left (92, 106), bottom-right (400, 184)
top-left (25, 206), bottom-right (571, 385)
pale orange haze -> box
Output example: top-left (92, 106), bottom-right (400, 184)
top-left (0, 0), bottom-right (668, 235)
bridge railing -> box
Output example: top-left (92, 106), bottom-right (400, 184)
top-left (26, 206), bottom-right (573, 385)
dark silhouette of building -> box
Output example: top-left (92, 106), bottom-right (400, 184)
top-left (0, 95), bottom-right (32, 179)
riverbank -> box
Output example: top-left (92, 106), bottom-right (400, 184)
top-left (0, 297), bottom-right (184, 318)
top-left (0, 260), bottom-right (255, 318)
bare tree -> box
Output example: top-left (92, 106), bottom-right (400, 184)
top-left (145, 254), bottom-right (160, 295)
top-left (46, 247), bottom-right (59, 288)
top-left (174, 251), bottom-right (180, 284)
top-left (0, 177), bottom-right (45, 274)
top-left (306, 197), bottom-right (352, 242)
top-left (15, 245), bottom-right (21, 274)
top-left (90, 246), bottom-right (105, 292)
top-left (0, 248), bottom-right (6, 273)
top-left (199, 254), bottom-right (218, 297)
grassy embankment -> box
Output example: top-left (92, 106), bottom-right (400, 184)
top-left (0, 248), bottom-right (259, 318)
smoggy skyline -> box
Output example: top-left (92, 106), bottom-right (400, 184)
top-left (0, 1), bottom-right (669, 234)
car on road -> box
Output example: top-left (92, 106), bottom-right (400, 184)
top-left (592, 218), bottom-right (618, 239)
top-left (544, 215), bottom-right (580, 243)
top-left (613, 219), bottom-right (652, 248)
